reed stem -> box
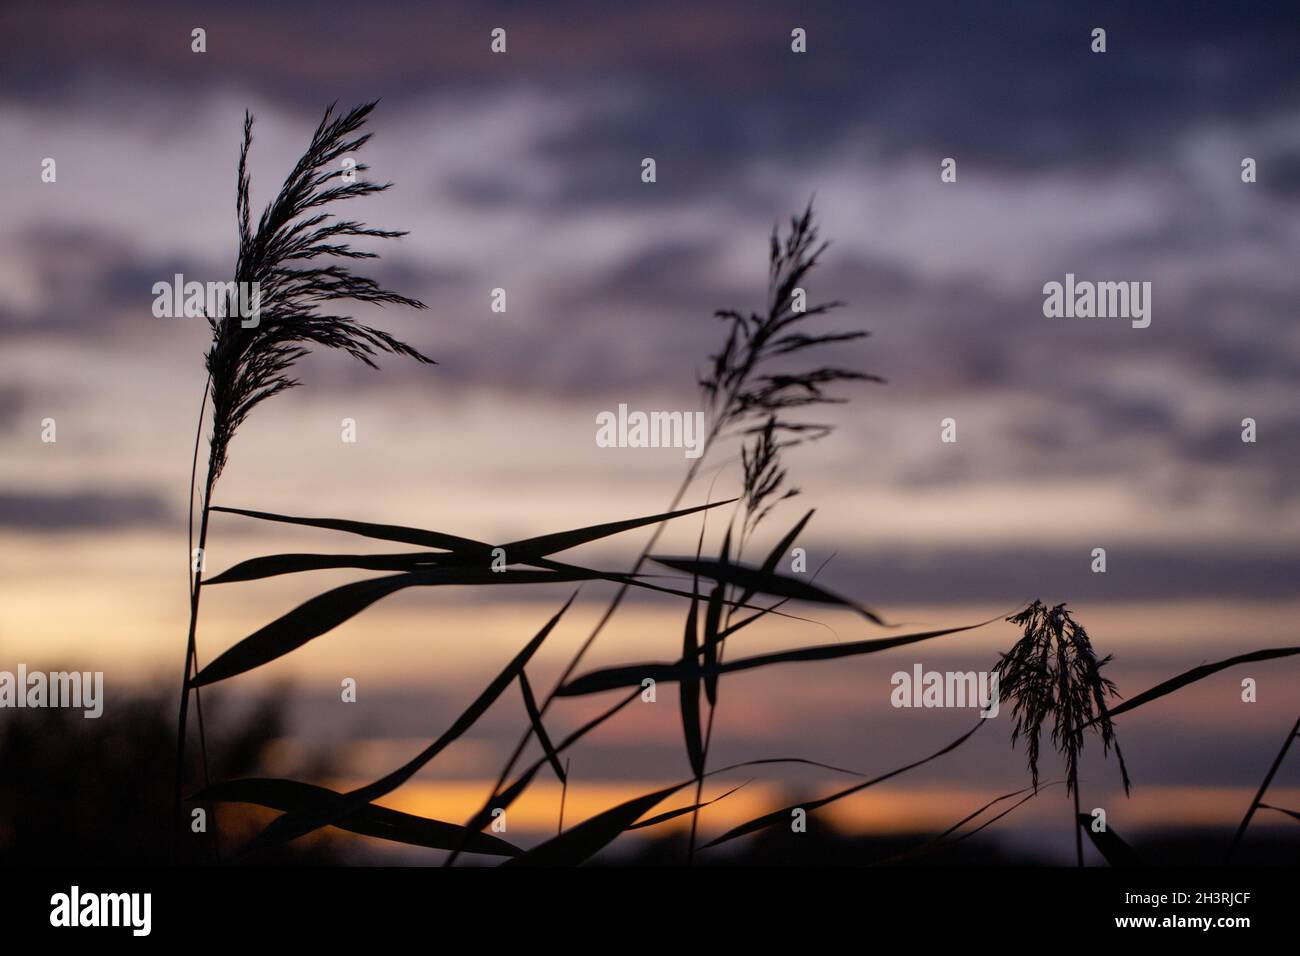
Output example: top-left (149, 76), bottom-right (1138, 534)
top-left (1227, 712), bottom-right (1300, 863)
top-left (173, 482), bottom-right (212, 855)
top-left (445, 431), bottom-right (719, 866)
top-left (1073, 785), bottom-right (1083, 867)
top-left (173, 375), bottom-right (214, 862)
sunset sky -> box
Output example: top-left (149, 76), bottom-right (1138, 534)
top-left (1, 0), bottom-right (1298, 862)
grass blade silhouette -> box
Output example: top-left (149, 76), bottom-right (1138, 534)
top-left (192, 570), bottom-right (596, 686)
top-left (206, 551), bottom-right (443, 584)
top-left (518, 670), bottom-right (565, 783)
top-left (701, 583), bottom-right (725, 706)
top-left (1259, 804), bottom-right (1300, 824)
top-left (1101, 647), bottom-right (1300, 720)
top-left (453, 687), bottom-right (647, 852)
top-left (211, 499), bottom-right (733, 561)
top-left (194, 552), bottom-right (789, 687)
top-left (195, 574), bottom-right (409, 686)
top-left (1227, 713), bottom-right (1300, 863)
top-left (502, 500), bottom-right (737, 558)
top-left (211, 505), bottom-right (487, 552)
top-left (558, 617), bottom-right (1000, 696)
top-left (238, 595), bottom-right (575, 853)
top-left (914, 786), bottom-right (1049, 858)
top-left (196, 778), bottom-right (521, 856)
top-left (875, 784), bottom-right (1043, 865)
top-left (627, 783), bottom-right (748, 830)
top-left (504, 782), bottom-right (691, 866)
top-left (680, 588), bottom-right (705, 778)
top-left (1077, 813), bottom-right (1144, 867)
top-left (928, 785), bottom-right (1037, 846)
top-left (700, 721), bottom-right (987, 850)
top-left (505, 758), bottom-right (860, 866)
top-left (738, 508), bottom-right (813, 607)
top-left (700, 527), bottom-right (731, 705)
top-left (651, 555), bottom-right (884, 624)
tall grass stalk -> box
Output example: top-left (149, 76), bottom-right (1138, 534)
top-left (1227, 712), bottom-right (1300, 863)
top-left (448, 204), bottom-right (874, 864)
top-left (173, 102), bottom-right (431, 856)
top-left (687, 418), bottom-right (802, 862)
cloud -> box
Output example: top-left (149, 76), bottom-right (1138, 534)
top-left (7, 1), bottom-right (1299, 168)
top-left (0, 385), bottom-right (25, 430)
top-left (2, 0), bottom-right (1298, 543)
top-left (0, 223), bottom-right (210, 340)
top-left (810, 542), bottom-right (1300, 605)
top-left (0, 489), bottom-right (174, 531)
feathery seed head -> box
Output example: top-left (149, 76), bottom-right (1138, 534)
top-left (997, 600), bottom-right (1131, 796)
top-left (204, 101), bottom-right (431, 484)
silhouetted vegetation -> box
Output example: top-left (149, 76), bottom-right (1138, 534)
top-left (2, 689), bottom-right (337, 865)
top-left (171, 102), bottom-right (1300, 868)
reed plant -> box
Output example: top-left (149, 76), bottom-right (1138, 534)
top-left (180, 103), bottom-right (1300, 867)
top-left (175, 101), bottom-right (432, 849)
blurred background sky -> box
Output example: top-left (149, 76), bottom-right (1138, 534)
top-left (1, 0), bottom-right (1298, 862)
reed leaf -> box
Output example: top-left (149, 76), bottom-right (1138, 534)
top-left (933, 785), bottom-right (1038, 846)
top-left (1101, 646), bottom-right (1300, 720)
top-left (680, 589), bottom-right (705, 778)
top-left (240, 596), bottom-right (574, 853)
top-left (192, 570), bottom-right (596, 686)
top-left (501, 499), bottom-right (737, 559)
top-left (874, 784), bottom-right (1044, 865)
top-left (919, 787), bottom-right (1047, 856)
top-left (504, 782), bottom-right (691, 866)
top-left (210, 505), bottom-right (489, 553)
top-left (1076, 813), bottom-right (1144, 867)
top-left (627, 783), bottom-right (748, 831)
top-left (701, 583), bottom-right (725, 707)
top-left (193, 575), bottom-right (412, 686)
top-left (197, 553), bottom-right (802, 687)
top-left (1228, 713), bottom-right (1300, 862)
top-left (700, 721), bottom-right (987, 850)
top-left (557, 618), bottom-right (999, 697)
top-left (700, 522), bottom-right (731, 706)
top-left (195, 778), bottom-right (520, 856)
top-left (650, 555), bottom-right (884, 624)
top-left (518, 670), bottom-right (565, 783)
top-left (212, 500), bottom-right (733, 561)
top-left (739, 508), bottom-right (814, 607)
top-left (1259, 804), bottom-right (1300, 824)
top-left (206, 551), bottom-right (442, 584)
top-left (505, 757), bottom-right (862, 866)
top-left (461, 687), bottom-right (647, 841)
